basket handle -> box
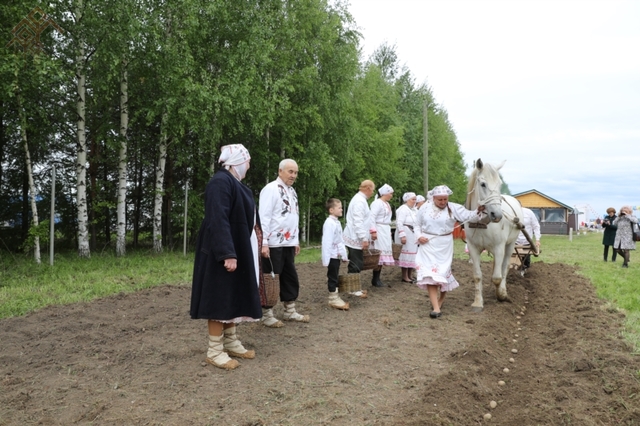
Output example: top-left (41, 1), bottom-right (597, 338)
top-left (267, 257), bottom-right (276, 278)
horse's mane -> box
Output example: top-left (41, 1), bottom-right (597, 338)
top-left (465, 168), bottom-right (478, 209)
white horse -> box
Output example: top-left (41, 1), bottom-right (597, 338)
top-left (464, 159), bottom-right (524, 312)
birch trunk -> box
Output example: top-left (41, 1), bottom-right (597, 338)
top-left (116, 61), bottom-right (128, 256)
top-left (152, 10), bottom-right (173, 254)
top-left (17, 92), bottom-right (41, 264)
top-left (75, 0), bottom-right (90, 258)
top-left (153, 112), bottom-right (168, 253)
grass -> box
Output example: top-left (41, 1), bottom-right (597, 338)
top-left (1, 233), bottom-right (639, 350)
top-left (0, 250), bottom-right (194, 318)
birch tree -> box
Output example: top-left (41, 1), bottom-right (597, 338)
top-left (150, 3), bottom-right (175, 254)
top-left (116, 60), bottom-right (128, 256)
top-left (74, 0), bottom-right (90, 258)
top-left (153, 112), bottom-right (168, 253)
top-left (16, 90), bottom-right (41, 263)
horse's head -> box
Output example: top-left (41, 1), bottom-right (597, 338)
top-left (470, 158), bottom-right (504, 223)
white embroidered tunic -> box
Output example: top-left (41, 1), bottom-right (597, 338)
top-left (414, 202), bottom-right (484, 292)
top-left (370, 198), bottom-right (395, 265)
top-left (394, 203), bottom-right (418, 268)
top-left (515, 208), bottom-right (541, 246)
top-left (321, 216), bottom-right (348, 266)
top-left (343, 192), bottom-right (374, 249)
top-left (258, 177), bottom-right (299, 247)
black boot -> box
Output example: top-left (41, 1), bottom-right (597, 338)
top-left (371, 270), bottom-right (384, 287)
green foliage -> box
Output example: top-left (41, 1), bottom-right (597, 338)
top-left (19, 220), bottom-right (50, 253)
top-left (499, 173), bottom-right (512, 194)
top-left (1, 0), bottom-right (470, 253)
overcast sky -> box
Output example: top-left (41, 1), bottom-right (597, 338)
top-left (346, 0), bottom-right (640, 221)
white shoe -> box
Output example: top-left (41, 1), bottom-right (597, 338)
top-left (206, 334), bottom-right (239, 370)
top-left (328, 290), bottom-right (349, 310)
top-left (283, 302), bottom-right (310, 322)
top-left (261, 308), bottom-right (284, 328)
top-left (223, 326), bottom-right (255, 359)
top-left (349, 290), bottom-right (368, 299)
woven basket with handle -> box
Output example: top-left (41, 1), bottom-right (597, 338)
top-left (263, 272), bottom-right (280, 307)
top-left (362, 249), bottom-right (381, 270)
top-left (338, 273), bottom-right (361, 293)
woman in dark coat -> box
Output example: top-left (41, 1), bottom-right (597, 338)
top-left (612, 205), bottom-right (638, 268)
top-left (191, 144), bottom-right (262, 370)
top-left (602, 207), bottom-right (617, 262)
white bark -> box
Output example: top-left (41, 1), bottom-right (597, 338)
top-left (153, 112), bottom-right (168, 253)
top-left (75, 0), bottom-right (90, 258)
top-left (18, 93), bottom-right (41, 264)
top-left (152, 11), bottom-right (173, 254)
top-left (116, 61), bottom-right (128, 256)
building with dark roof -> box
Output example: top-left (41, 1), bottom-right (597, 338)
top-left (512, 190), bottom-right (576, 235)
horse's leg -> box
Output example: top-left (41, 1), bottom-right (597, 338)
top-left (468, 244), bottom-right (484, 312)
top-left (495, 242), bottom-right (516, 302)
top-left (490, 245), bottom-right (509, 302)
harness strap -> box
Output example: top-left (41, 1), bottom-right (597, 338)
top-left (467, 222), bottom-right (487, 229)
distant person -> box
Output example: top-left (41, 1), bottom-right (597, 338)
top-left (259, 159), bottom-right (309, 327)
top-left (415, 195), bottom-right (426, 210)
top-left (395, 192), bottom-right (418, 283)
top-left (369, 184), bottom-right (395, 287)
top-left (343, 179), bottom-right (377, 298)
top-left (321, 198), bottom-right (350, 310)
top-left (426, 190), bottom-right (433, 204)
top-left (515, 207), bottom-right (541, 270)
top-left (414, 185), bottom-right (486, 319)
top-left (190, 144), bottom-right (261, 370)
top-left (612, 205), bottom-right (637, 268)
top-left (601, 208), bottom-right (618, 262)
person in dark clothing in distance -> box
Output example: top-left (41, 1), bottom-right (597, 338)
top-left (602, 207), bottom-right (618, 262)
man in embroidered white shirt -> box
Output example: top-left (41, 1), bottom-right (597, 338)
top-left (515, 207), bottom-right (541, 270)
top-left (343, 180), bottom-right (378, 295)
top-left (258, 159), bottom-right (310, 327)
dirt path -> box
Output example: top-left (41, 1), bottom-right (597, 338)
top-left (1, 259), bottom-right (639, 425)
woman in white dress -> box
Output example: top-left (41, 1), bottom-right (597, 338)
top-left (394, 192), bottom-right (418, 282)
top-left (370, 184), bottom-right (395, 287)
top-left (415, 185), bottom-right (486, 318)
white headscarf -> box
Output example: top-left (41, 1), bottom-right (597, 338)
top-left (378, 184), bottom-right (394, 196)
top-left (218, 144), bottom-right (251, 180)
top-left (402, 192), bottom-right (416, 203)
top-left (416, 195), bottom-right (426, 204)
top-left (431, 185), bottom-right (453, 197)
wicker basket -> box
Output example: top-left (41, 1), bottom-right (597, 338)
top-left (392, 243), bottom-right (403, 261)
top-left (338, 273), bottom-right (361, 293)
top-left (362, 249), bottom-right (381, 270)
top-left (263, 273), bottom-right (280, 307)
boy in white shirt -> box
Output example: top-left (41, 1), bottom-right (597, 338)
top-left (321, 198), bottom-right (350, 310)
